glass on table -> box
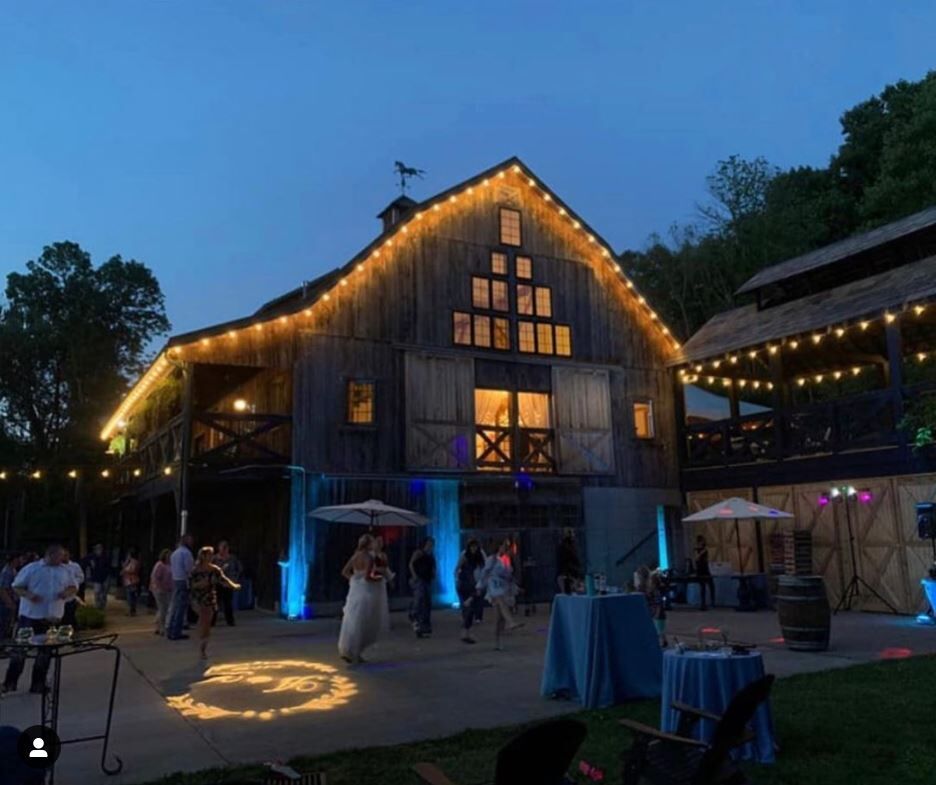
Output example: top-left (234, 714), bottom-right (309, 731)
top-left (57, 625), bottom-right (74, 642)
top-left (15, 626), bottom-right (33, 644)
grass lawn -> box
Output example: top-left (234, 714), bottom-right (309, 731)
top-left (139, 655), bottom-right (936, 785)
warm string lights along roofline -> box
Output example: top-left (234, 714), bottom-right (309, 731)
top-left (100, 160), bottom-right (680, 441)
top-left (676, 301), bottom-right (931, 377)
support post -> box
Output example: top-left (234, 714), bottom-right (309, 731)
top-left (673, 371), bottom-right (688, 464)
top-left (769, 352), bottom-right (788, 460)
top-left (728, 380), bottom-right (741, 420)
top-left (178, 363), bottom-right (194, 537)
top-left (884, 318), bottom-right (905, 450)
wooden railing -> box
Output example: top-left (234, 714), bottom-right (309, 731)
top-left (685, 389), bottom-right (901, 468)
top-left (475, 426), bottom-right (556, 473)
top-left (118, 411), bottom-right (292, 482)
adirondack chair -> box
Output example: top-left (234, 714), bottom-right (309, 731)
top-left (620, 674), bottom-right (775, 785)
top-left (413, 717), bottom-right (587, 785)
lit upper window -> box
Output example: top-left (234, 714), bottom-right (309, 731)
top-left (492, 280), bottom-right (509, 312)
top-left (634, 401), bottom-right (655, 439)
top-left (472, 277), bottom-right (490, 309)
top-left (517, 284), bottom-right (534, 316)
top-left (516, 256), bottom-right (532, 279)
top-left (537, 323), bottom-right (554, 355)
top-left (347, 381), bottom-right (375, 425)
top-left (453, 312), bottom-right (472, 345)
top-left (493, 317), bottom-right (510, 350)
top-left (535, 287), bottom-right (552, 318)
top-left (491, 251), bottom-right (508, 275)
top-left (499, 208), bottom-right (522, 246)
top-left (555, 325), bottom-right (572, 356)
top-left (473, 315), bottom-right (492, 348)
top-left (518, 321), bottom-right (535, 353)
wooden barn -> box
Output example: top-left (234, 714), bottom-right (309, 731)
top-left (101, 158), bottom-right (682, 613)
top-left (673, 206), bottom-right (936, 614)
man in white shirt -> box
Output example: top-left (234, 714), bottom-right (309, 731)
top-left (167, 534), bottom-right (194, 640)
top-left (2, 544), bottom-right (78, 693)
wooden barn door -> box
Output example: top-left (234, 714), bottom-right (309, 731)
top-left (552, 367), bottom-right (615, 474)
top-left (757, 486), bottom-right (796, 572)
top-left (896, 473), bottom-right (936, 613)
top-left (789, 483), bottom-right (846, 608)
top-left (404, 352), bottom-right (474, 470)
top-left (849, 478), bottom-right (908, 612)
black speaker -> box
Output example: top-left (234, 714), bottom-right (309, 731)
top-left (917, 502), bottom-right (936, 540)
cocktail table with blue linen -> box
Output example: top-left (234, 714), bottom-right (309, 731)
top-left (540, 594), bottom-right (662, 709)
top-left (661, 648), bottom-right (775, 763)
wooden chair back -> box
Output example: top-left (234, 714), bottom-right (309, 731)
top-left (494, 718), bottom-right (587, 785)
top-left (694, 674), bottom-right (774, 784)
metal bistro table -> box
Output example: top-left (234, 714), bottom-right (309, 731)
top-left (0, 632), bottom-right (123, 783)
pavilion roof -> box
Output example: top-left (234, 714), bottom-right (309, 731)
top-left (736, 204), bottom-right (936, 295)
top-left (672, 253), bottom-right (936, 366)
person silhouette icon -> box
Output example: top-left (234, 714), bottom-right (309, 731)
top-left (29, 737), bottom-right (48, 758)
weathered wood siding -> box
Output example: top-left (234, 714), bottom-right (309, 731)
top-left (174, 171), bottom-right (678, 488)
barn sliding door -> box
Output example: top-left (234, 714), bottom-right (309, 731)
top-left (552, 367), bottom-right (615, 474)
top-left (405, 352), bottom-right (474, 470)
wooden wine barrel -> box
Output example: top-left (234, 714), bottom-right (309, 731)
top-left (776, 575), bottom-right (831, 651)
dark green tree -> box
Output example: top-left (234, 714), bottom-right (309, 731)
top-left (0, 241), bottom-right (170, 461)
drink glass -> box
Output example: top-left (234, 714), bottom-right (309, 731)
top-left (58, 625), bottom-right (74, 642)
top-left (15, 626), bottom-right (33, 644)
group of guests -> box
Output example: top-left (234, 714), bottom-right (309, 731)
top-left (154, 535), bottom-right (242, 659)
top-left (337, 534), bottom-right (527, 665)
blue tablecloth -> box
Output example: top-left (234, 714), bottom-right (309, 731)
top-left (540, 594), bottom-right (662, 708)
top-left (661, 649), bottom-right (775, 763)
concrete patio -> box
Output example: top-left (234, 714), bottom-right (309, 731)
top-left (0, 600), bottom-right (933, 785)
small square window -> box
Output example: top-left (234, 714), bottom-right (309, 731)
top-left (634, 401), bottom-right (655, 439)
top-left (535, 287), bottom-right (552, 318)
top-left (518, 321), bottom-right (535, 353)
top-left (472, 277), bottom-right (490, 309)
top-left (491, 251), bottom-right (508, 276)
top-left (474, 315), bottom-right (492, 348)
top-left (516, 256), bottom-right (533, 279)
top-left (347, 381), bottom-right (375, 425)
top-left (555, 325), bottom-right (572, 356)
top-left (537, 323), bottom-right (554, 355)
top-left (492, 280), bottom-right (509, 312)
top-left (493, 317), bottom-right (510, 350)
top-left (453, 311), bottom-right (472, 345)
top-left (517, 284), bottom-right (534, 315)
top-left (499, 208), bottom-right (522, 246)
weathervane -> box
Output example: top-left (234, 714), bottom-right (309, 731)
top-left (394, 161), bottom-right (426, 194)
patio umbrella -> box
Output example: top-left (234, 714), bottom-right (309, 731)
top-left (682, 497), bottom-right (793, 574)
top-left (308, 499), bottom-right (429, 527)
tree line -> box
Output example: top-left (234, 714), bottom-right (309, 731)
top-left (623, 70), bottom-right (936, 339)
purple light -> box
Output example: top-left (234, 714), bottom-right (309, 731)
top-left (818, 493), bottom-right (830, 507)
top-left (858, 490), bottom-right (873, 504)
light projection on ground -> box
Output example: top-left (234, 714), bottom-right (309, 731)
top-left (167, 660), bottom-right (357, 721)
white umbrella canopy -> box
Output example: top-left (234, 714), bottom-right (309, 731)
top-left (308, 499), bottom-right (429, 527)
top-left (683, 497), bottom-right (794, 573)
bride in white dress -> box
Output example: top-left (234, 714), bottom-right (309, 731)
top-left (338, 534), bottom-right (384, 665)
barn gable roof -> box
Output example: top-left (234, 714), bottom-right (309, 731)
top-left (102, 157), bottom-right (677, 440)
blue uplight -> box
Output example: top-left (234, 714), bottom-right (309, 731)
top-left (656, 504), bottom-right (669, 570)
top-left (281, 468), bottom-right (309, 619)
top-left (423, 479), bottom-right (461, 605)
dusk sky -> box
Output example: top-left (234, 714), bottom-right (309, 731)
top-left (2, 2), bottom-right (935, 339)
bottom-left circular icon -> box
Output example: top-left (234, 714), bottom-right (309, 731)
top-left (16, 726), bottom-right (61, 769)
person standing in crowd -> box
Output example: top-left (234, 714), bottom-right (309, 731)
top-left (190, 546), bottom-right (240, 660)
top-left (478, 539), bottom-right (524, 651)
top-left (454, 539), bottom-right (485, 644)
top-left (408, 537), bottom-right (436, 638)
top-left (695, 534), bottom-right (715, 611)
top-left (167, 534), bottom-right (194, 640)
top-left (84, 543), bottom-right (110, 610)
top-left (2, 544), bottom-right (78, 693)
top-left (211, 541), bottom-right (241, 627)
top-left (150, 549), bottom-right (174, 635)
top-left (556, 528), bottom-right (582, 595)
top-left (61, 550), bottom-right (84, 629)
top-left (120, 548), bottom-right (141, 617)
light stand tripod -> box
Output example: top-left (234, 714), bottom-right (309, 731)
top-left (833, 489), bottom-right (898, 614)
